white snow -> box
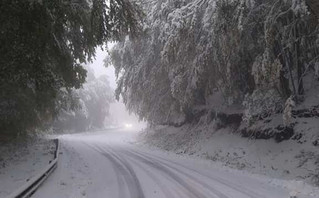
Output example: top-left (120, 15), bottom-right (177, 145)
top-left (27, 129), bottom-right (319, 198)
top-left (0, 138), bottom-right (55, 197)
top-left (139, 124), bottom-right (319, 197)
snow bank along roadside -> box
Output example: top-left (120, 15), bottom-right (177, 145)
top-left (138, 123), bottom-right (319, 197)
top-left (0, 138), bottom-right (56, 197)
top-left (138, 75), bottom-right (319, 192)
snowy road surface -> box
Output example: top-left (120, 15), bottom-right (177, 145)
top-left (31, 129), bottom-right (313, 198)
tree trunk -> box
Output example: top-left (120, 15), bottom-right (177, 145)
top-left (295, 23), bottom-right (304, 95)
top-left (273, 39), bottom-right (291, 99)
top-left (285, 50), bottom-right (297, 96)
top-left (297, 55), bottom-right (304, 95)
top-left (279, 70), bottom-right (291, 99)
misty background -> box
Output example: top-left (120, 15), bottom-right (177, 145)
top-left (89, 46), bottom-right (146, 130)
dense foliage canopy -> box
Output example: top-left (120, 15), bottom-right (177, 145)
top-left (110, 0), bottom-right (319, 126)
top-left (0, 0), bottom-right (141, 135)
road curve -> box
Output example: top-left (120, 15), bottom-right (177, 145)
top-left (32, 130), bottom-right (295, 198)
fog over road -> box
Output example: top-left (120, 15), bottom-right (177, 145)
top-left (32, 129), bottom-right (299, 198)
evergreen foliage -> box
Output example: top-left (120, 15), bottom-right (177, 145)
top-left (0, 0), bottom-right (141, 135)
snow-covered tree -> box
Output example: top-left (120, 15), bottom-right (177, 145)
top-left (109, 0), bottom-right (319, 126)
top-left (54, 68), bottom-right (114, 132)
top-left (0, 0), bottom-right (142, 136)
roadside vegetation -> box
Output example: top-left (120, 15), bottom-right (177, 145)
top-left (0, 0), bottom-right (142, 137)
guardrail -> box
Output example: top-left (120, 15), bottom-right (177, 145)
top-left (5, 139), bottom-right (60, 198)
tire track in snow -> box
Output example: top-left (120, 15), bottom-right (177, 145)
top-left (126, 159), bottom-right (177, 198)
top-left (129, 149), bottom-right (265, 198)
top-left (94, 145), bottom-right (146, 198)
top-left (84, 144), bottom-right (126, 198)
top-left (85, 143), bottom-right (145, 198)
top-left (97, 143), bottom-right (216, 198)
top-left (84, 141), bottom-right (264, 198)
top-left (98, 144), bottom-right (199, 198)
top-left (121, 149), bottom-right (229, 198)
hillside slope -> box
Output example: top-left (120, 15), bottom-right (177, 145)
top-left (138, 78), bottom-right (319, 187)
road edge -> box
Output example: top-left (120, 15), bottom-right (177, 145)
top-left (5, 139), bottom-right (60, 198)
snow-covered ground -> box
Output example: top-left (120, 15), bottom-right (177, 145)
top-left (138, 123), bottom-right (319, 196)
top-left (0, 138), bottom-right (55, 197)
top-left (28, 129), bottom-right (319, 198)
top-left (136, 79), bottom-right (319, 190)
top-left (136, 77), bottom-right (319, 190)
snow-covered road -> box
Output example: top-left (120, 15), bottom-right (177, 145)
top-left (31, 129), bottom-right (312, 198)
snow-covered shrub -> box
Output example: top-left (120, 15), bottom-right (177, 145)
top-left (243, 89), bottom-right (284, 125)
top-left (170, 73), bottom-right (187, 106)
top-left (252, 52), bottom-right (282, 89)
top-left (291, 0), bottom-right (309, 16)
top-left (283, 96), bottom-right (296, 127)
